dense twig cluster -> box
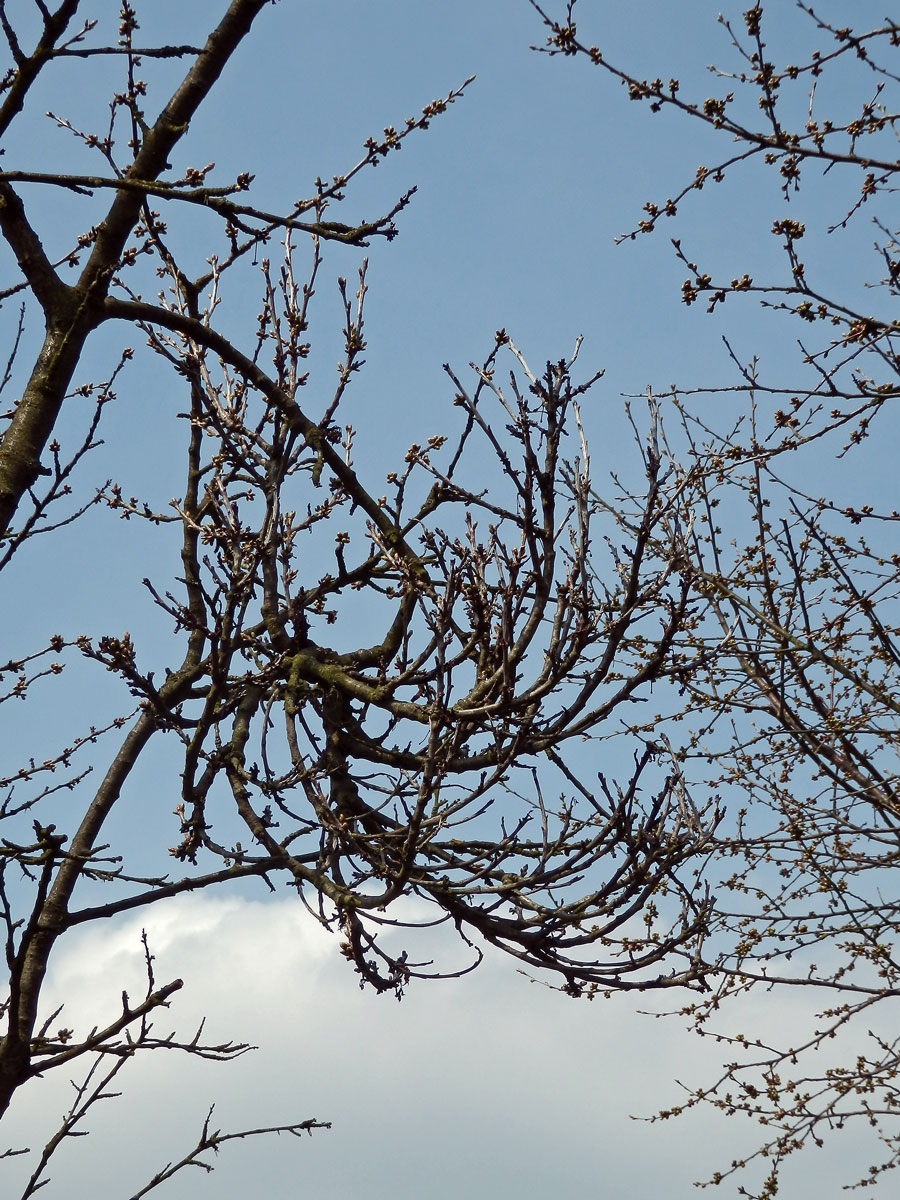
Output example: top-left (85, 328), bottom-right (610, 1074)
top-left (8, 1), bottom-right (900, 1195)
top-left (0, 2), bottom-right (723, 1192)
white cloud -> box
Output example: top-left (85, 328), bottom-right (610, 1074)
top-left (1, 894), bottom-right (882, 1200)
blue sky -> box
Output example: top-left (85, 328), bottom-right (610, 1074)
top-left (1, 2), bottom-right (892, 1197)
